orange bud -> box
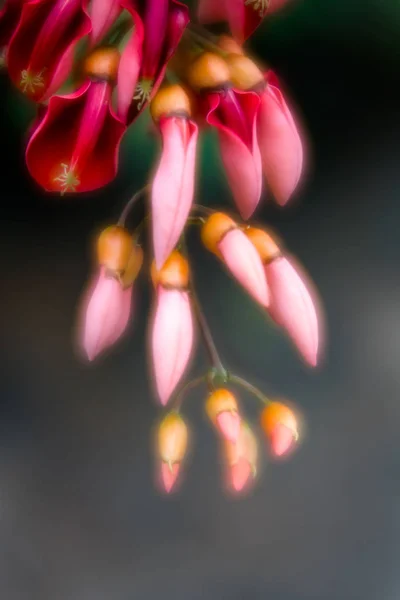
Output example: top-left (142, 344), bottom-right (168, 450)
top-left (120, 245), bottom-right (143, 288)
top-left (261, 401), bottom-right (299, 457)
top-left (97, 225), bottom-right (133, 273)
top-left (151, 250), bottom-right (190, 289)
top-left (205, 388), bottom-right (238, 423)
top-left (83, 46), bottom-right (120, 82)
top-left (217, 35), bottom-right (244, 56)
top-left (186, 52), bottom-right (230, 92)
top-left (244, 226), bottom-right (281, 264)
top-left (201, 212), bottom-right (237, 256)
top-left (158, 412), bottom-right (188, 464)
top-left (225, 54), bottom-right (264, 90)
top-left (150, 84), bottom-right (193, 121)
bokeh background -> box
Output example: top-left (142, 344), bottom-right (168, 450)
top-left (1, 0), bottom-right (400, 598)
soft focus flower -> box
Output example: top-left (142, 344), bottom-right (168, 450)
top-left (157, 412), bottom-right (188, 493)
top-left (0, 0), bottom-right (25, 49)
top-left (188, 52), bottom-right (262, 219)
top-left (246, 226), bottom-right (320, 366)
top-left (7, 0), bottom-right (91, 101)
top-left (26, 47), bottom-right (126, 193)
top-left (261, 401), bottom-right (299, 457)
top-left (150, 84), bottom-right (199, 269)
top-left (198, 0), bottom-right (293, 43)
top-left (150, 251), bottom-right (195, 406)
top-left (79, 226), bottom-right (143, 361)
top-left (202, 212), bottom-right (269, 307)
top-left (224, 421), bottom-right (258, 493)
top-left (90, 0), bottom-right (122, 47)
top-left (205, 388), bottom-right (241, 443)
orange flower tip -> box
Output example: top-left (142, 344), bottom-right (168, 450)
top-left (186, 52), bottom-right (230, 92)
top-left (201, 212), bottom-right (237, 255)
top-left (97, 226), bottom-right (133, 273)
top-left (244, 226), bottom-right (281, 264)
top-left (151, 250), bottom-right (190, 289)
top-left (150, 84), bottom-right (193, 122)
top-left (261, 401), bottom-right (299, 456)
top-left (217, 35), bottom-right (245, 56)
top-left (158, 412), bottom-right (188, 464)
top-left (83, 46), bottom-right (120, 83)
top-left (225, 54), bottom-right (264, 90)
top-left (120, 245), bottom-right (144, 288)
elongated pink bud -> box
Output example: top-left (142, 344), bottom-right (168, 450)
top-left (160, 461), bottom-right (180, 493)
top-left (266, 256), bottom-right (320, 366)
top-left (151, 287), bottom-right (194, 405)
top-left (206, 89), bottom-right (262, 219)
top-left (258, 75), bottom-right (303, 206)
top-left (117, 4), bottom-right (144, 122)
top-left (216, 412), bottom-right (241, 444)
top-left (224, 422), bottom-right (258, 493)
top-left (79, 267), bottom-right (133, 361)
top-left (152, 117), bottom-right (198, 269)
top-left (218, 228), bottom-right (269, 307)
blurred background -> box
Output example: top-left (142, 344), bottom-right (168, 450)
top-left (1, 0), bottom-right (400, 598)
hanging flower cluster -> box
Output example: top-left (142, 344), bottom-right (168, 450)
top-left (1, 0), bottom-right (323, 496)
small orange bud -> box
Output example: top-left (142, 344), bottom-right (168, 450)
top-left (97, 225), bottom-right (133, 273)
top-left (150, 84), bottom-right (193, 121)
top-left (244, 227), bottom-right (281, 264)
top-left (120, 245), bottom-right (144, 288)
top-left (151, 250), bottom-right (190, 289)
top-left (225, 54), bottom-right (264, 90)
top-left (201, 212), bottom-right (237, 256)
top-left (217, 35), bottom-right (245, 56)
top-left (186, 52), bottom-right (230, 92)
top-left (158, 412), bottom-right (188, 464)
top-left (83, 46), bottom-right (120, 82)
top-left (261, 401), bottom-right (299, 457)
top-left (205, 388), bottom-right (238, 423)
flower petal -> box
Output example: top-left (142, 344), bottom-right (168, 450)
top-left (151, 288), bottom-right (194, 405)
top-left (160, 461), bottom-right (180, 493)
top-left (270, 422), bottom-right (294, 457)
top-left (230, 458), bottom-right (251, 492)
top-left (219, 228), bottom-right (269, 307)
top-left (117, 3), bottom-right (144, 123)
top-left (152, 117), bottom-right (198, 269)
top-left (266, 256), bottom-right (320, 366)
top-left (216, 412), bottom-right (241, 443)
top-left (258, 78), bottom-right (303, 205)
top-left (90, 0), bottom-right (121, 46)
top-left (197, 0), bottom-right (228, 23)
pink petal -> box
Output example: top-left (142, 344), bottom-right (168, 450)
top-left (230, 458), bottom-right (251, 492)
top-left (151, 288), bottom-right (194, 406)
top-left (266, 256), bottom-right (320, 366)
top-left (90, 0), bottom-right (121, 46)
top-left (219, 228), bottom-right (269, 307)
top-left (207, 90), bottom-right (262, 219)
top-left (270, 422), bottom-right (294, 457)
top-left (197, 0), bottom-right (227, 23)
top-left (152, 117), bottom-right (198, 269)
top-left (117, 4), bottom-right (144, 123)
top-left (161, 461), bottom-right (180, 493)
top-left (107, 285), bottom-right (133, 348)
top-left (80, 268), bottom-right (131, 361)
top-left (216, 412), bottom-right (241, 443)
top-left (258, 80), bottom-right (303, 206)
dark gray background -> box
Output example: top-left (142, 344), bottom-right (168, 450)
top-left (1, 0), bottom-right (400, 598)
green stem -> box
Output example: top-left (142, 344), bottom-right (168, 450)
top-left (171, 375), bottom-right (207, 412)
top-left (228, 374), bottom-right (270, 406)
top-left (117, 185), bottom-right (150, 227)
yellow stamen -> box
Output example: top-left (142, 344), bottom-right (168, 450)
top-left (244, 0), bottom-right (270, 17)
top-left (53, 163), bottom-right (80, 194)
top-left (133, 79), bottom-right (153, 111)
top-left (20, 69), bottom-right (45, 94)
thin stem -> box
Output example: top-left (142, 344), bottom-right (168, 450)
top-left (117, 185), bottom-right (150, 227)
top-left (184, 26), bottom-right (228, 57)
top-left (191, 204), bottom-right (214, 217)
top-left (229, 374), bottom-right (270, 406)
top-left (171, 375), bottom-right (207, 412)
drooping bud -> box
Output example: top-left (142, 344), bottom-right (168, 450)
top-left (205, 388), bottom-right (240, 443)
top-left (97, 225), bottom-right (133, 274)
top-left (244, 226), bottom-right (282, 264)
top-left (261, 401), bottom-right (299, 458)
top-left (83, 46), bottom-right (120, 83)
top-left (224, 421), bottom-right (258, 493)
top-left (150, 83), bottom-right (193, 121)
top-left (225, 54), bottom-right (264, 90)
top-left (186, 51), bottom-right (230, 92)
top-left (201, 213), bottom-right (269, 307)
top-left (157, 412), bottom-right (188, 492)
top-left (151, 250), bottom-right (190, 289)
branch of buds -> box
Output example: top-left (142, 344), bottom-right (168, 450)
top-left (1, 0), bottom-right (322, 497)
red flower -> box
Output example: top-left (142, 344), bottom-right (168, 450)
top-left (0, 0), bottom-right (25, 49)
top-left (7, 0), bottom-right (91, 102)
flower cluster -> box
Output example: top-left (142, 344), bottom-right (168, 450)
top-left (1, 0), bottom-right (323, 496)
